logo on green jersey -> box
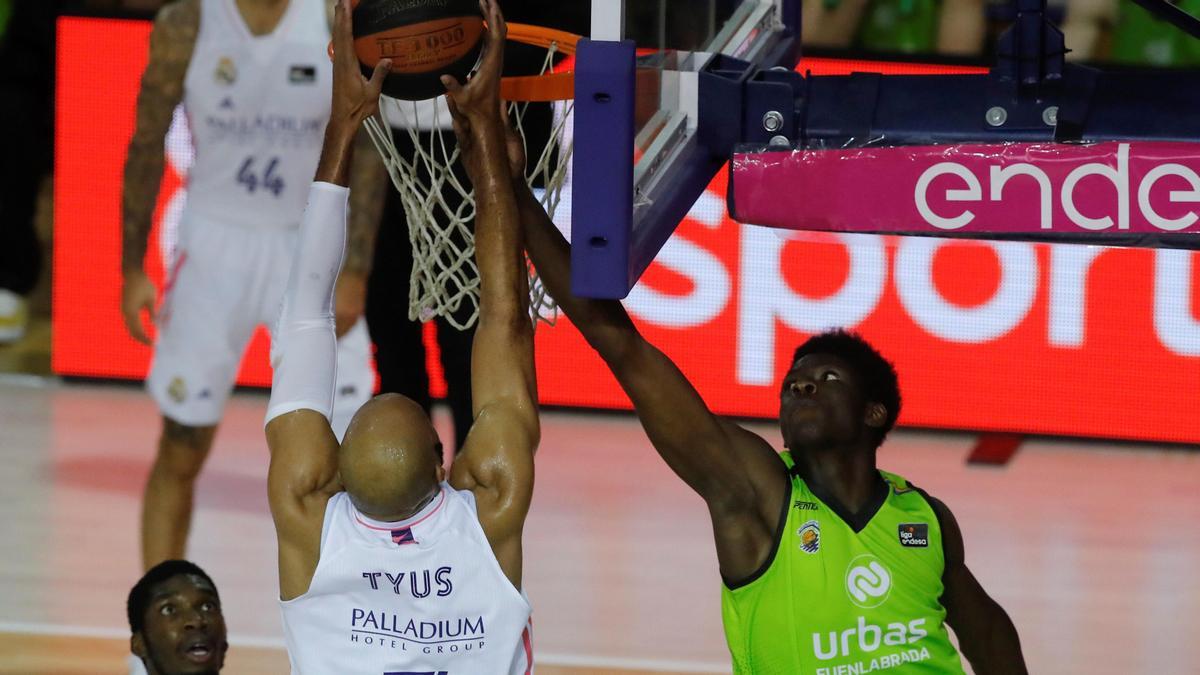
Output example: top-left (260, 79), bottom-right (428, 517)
top-left (845, 555), bottom-right (891, 608)
top-left (797, 520), bottom-right (820, 554)
top-left (899, 523), bottom-right (929, 548)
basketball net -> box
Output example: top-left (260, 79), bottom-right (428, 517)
top-left (362, 28), bottom-right (576, 330)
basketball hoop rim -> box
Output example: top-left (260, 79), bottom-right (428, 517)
top-left (500, 23), bottom-right (579, 103)
top-left (327, 22), bottom-right (580, 103)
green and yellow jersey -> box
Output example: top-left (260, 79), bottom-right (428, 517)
top-left (721, 452), bottom-right (965, 674)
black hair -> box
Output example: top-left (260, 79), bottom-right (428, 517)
top-left (127, 560), bottom-right (219, 634)
top-left (791, 329), bottom-right (902, 442)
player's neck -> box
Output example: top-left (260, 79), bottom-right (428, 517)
top-left (791, 445), bottom-right (881, 515)
top-left (356, 485), bottom-right (442, 525)
top-left (234, 0), bottom-right (290, 36)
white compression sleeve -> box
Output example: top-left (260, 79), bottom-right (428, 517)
top-left (266, 182), bottom-right (349, 425)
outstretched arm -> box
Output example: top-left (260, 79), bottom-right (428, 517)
top-left (443, 0), bottom-right (538, 591)
top-left (120, 0), bottom-right (198, 345)
top-left (931, 496), bottom-right (1028, 674)
top-left (265, 0), bottom-right (390, 601)
top-left (510, 142), bottom-right (786, 584)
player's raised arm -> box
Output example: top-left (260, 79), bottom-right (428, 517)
top-left (265, 0), bottom-right (390, 601)
top-left (120, 0), bottom-right (198, 345)
top-left (511, 131), bottom-right (787, 583)
top-left (441, 0), bottom-right (538, 590)
top-left (931, 496), bottom-right (1028, 674)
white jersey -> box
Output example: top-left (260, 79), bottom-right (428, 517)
top-left (183, 0), bottom-right (331, 229)
top-left (281, 485), bottom-right (534, 674)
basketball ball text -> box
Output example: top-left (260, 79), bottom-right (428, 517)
top-left (376, 25), bottom-right (467, 61)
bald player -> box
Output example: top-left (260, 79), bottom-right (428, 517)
top-left (265, 1), bottom-right (538, 672)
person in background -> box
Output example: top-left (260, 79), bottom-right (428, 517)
top-left (802, 0), bottom-right (987, 57)
top-left (121, 0), bottom-right (380, 573)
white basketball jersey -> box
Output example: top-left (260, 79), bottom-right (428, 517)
top-left (183, 0), bottom-right (331, 229)
top-left (280, 485), bottom-right (534, 674)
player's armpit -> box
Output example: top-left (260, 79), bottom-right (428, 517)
top-left (450, 402), bottom-right (537, 589)
top-left (122, 0), bottom-right (198, 273)
top-left (931, 497), bottom-right (1029, 675)
top-left (267, 409), bottom-right (341, 600)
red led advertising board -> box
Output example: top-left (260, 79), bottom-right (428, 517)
top-left (55, 17), bottom-right (1200, 444)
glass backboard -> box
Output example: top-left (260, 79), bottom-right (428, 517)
top-left (569, 1), bottom-right (801, 299)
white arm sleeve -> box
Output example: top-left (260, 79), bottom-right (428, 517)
top-left (265, 182), bottom-right (349, 426)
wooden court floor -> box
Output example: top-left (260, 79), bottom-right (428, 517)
top-left (1, 376), bottom-right (1198, 673)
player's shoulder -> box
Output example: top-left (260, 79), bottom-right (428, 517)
top-left (886, 475), bottom-right (960, 533)
top-left (154, 0), bottom-right (200, 35)
top-left (898, 480), bottom-right (966, 565)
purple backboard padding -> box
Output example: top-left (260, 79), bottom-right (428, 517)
top-left (570, 38), bottom-right (636, 298)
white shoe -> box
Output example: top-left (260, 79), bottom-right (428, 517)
top-left (0, 289), bottom-right (27, 344)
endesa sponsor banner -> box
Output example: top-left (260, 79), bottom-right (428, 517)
top-left (55, 18), bottom-right (1200, 444)
top-left (731, 141), bottom-right (1200, 241)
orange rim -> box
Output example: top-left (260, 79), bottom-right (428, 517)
top-left (501, 23), bottom-right (580, 102)
top-left (328, 22), bottom-right (580, 102)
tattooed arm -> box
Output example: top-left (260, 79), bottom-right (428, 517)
top-left (120, 0), bottom-right (199, 345)
top-left (334, 128), bottom-right (388, 337)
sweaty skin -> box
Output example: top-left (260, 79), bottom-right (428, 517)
top-left (266, 0), bottom-right (538, 602)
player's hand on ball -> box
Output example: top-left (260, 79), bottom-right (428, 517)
top-left (440, 0), bottom-right (507, 123)
top-left (330, 0), bottom-right (391, 130)
top-left (121, 269), bottom-right (158, 346)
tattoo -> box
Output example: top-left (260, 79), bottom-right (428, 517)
top-left (345, 128), bottom-right (388, 275)
top-left (162, 417), bottom-right (215, 450)
top-left (122, 0), bottom-right (199, 272)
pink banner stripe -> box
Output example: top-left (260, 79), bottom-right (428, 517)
top-left (731, 141), bottom-right (1200, 238)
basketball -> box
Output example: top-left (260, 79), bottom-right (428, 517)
top-left (352, 0), bottom-right (486, 101)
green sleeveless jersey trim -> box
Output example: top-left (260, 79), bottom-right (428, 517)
top-left (720, 452), bottom-right (965, 674)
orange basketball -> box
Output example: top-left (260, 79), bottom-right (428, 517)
top-left (352, 0), bottom-right (485, 101)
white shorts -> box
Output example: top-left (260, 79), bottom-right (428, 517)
top-left (146, 214), bottom-right (373, 438)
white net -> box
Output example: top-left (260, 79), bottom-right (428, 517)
top-left (362, 52), bottom-right (573, 331)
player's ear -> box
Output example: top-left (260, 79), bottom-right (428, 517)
top-left (131, 632), bottom-right (147, 659)
top-left (864, 402), bottom-right (887, 429)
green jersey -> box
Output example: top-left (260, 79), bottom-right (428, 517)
top-left (721, 452), bottom-right (965, 674)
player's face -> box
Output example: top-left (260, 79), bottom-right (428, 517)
top-left (133, 574), bottom-right (227, 675)
top-left (778, 353), bottom-right (870, 450)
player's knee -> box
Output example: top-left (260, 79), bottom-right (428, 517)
top-left (155, 418), bottom-right (216, 480)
